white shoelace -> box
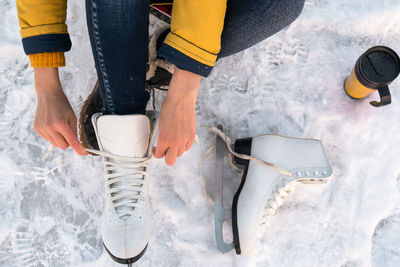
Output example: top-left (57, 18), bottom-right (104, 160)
top-left (203, 126), bottom-right (292, 176)
top-left (259, 179), bottom-right (298, 228)
top-left (87, 148), bottom-right (151, 219)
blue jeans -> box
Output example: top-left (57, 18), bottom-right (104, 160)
top-left (86, 0), bottom-right (305, 115)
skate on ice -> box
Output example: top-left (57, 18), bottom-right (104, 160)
top-left (84, 113), bottom-right (159, 264)
top-left (77, 23), bottom-right (170, 265)
top-left (204, 126), bottom-right (333, 255)
top-left (79, 96), bottom-right (159, 264)
top-left (78, 87), bottom-right (160, 265)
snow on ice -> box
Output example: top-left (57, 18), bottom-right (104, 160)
top-left (1, 0), bottom-right (400, 266)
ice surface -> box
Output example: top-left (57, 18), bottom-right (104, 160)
top-left (1, 0), bottom-right (400, 266)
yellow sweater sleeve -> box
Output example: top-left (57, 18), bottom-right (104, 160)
top-left (16, 0), bottom-right (70, 68)
top-left (158, 0), bottom-right (227, 76)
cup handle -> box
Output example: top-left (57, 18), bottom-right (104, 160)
top-left (370, 86), bottom-right (391, 107)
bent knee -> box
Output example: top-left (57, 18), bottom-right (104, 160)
top-left (286, 0), bottom-right (306, 25)
top-left (256, 0), bottom-right (306, 34)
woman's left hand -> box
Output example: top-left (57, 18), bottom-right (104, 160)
top-left (152, 67), bottom-right (200, 166)
top-left (153, 68), bottom-right (200, 166)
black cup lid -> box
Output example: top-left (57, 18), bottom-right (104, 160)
top-left (356, 46), bottom-right (400, 89)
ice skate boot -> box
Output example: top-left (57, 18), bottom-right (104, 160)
top-left (78, 81), bottom-right (158, 153)
top-left (146, 26), bottom-right (174, 92)
top-left (87, 113), bottom-right (156, 264)
top-left (209, 127), bottom-right (332, 255)
top-left (79, 81), bottom-right (102, 151)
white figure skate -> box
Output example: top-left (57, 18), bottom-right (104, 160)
top-left (209, 127), bottom-right (332, 255)
top-left (87, 113), bottom-right (157, 265)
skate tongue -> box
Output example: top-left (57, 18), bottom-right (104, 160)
top-left (96, 115), bottom-right (150, 158)
top-left (96, 115), bottom-right (150, 220)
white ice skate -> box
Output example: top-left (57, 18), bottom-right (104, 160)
top-left (207, 126), bottom-right (332, 255)
top-left (87, 113), bottom-right (157, 265)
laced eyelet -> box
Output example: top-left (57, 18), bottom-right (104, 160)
top-left (260, 179), bottom-right (297, 225)
top-left (87, 148), bottom-right (151, 219)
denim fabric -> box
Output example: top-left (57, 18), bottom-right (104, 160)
top-left (86, 0), bottom-right (305, 115)
top-left (86, 0), bottom-right (150, 115)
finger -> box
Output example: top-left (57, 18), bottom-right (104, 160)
top-left (68, 118), bottom-right (88, 155)
top-left (177, 145), bottom-right (185, 157)
top-left (36, 129), bottom-right (57, 147)
top-left (34, 127), bottom-right (48, 141)
top-left (68, 116), bottom-right (78, 136)
top-left (165, 147), bottom-right (178, 166)
top-left (185, 137), bottom-right (194, 151)
top-left (57, 124), bottom-right (88, 155)
top-left (49, 130), bottom-right (69, 150)
top-left (152, 140), bottom-right (169, 159)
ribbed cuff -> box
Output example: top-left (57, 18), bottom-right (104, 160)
top-left (28, 52), bottom-right (65, 68)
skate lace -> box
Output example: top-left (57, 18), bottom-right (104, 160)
top-left (86, 148), bottom-right (151, 219)
top-left (259, 178), bottom-right (298, 227)
top-left (203, 126), bottom-right (291, 176)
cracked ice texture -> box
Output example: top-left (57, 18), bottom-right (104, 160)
top-left (1, 0), bottom-right (400, 266)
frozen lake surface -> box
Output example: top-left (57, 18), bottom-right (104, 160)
top-left (1, 0), bottom-right (400, 266)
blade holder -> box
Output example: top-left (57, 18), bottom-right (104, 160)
top-left (214, 125), bottom-right (234, 253)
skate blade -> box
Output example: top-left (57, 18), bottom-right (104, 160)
top-left (213, 125), bottom-right (234, 253)
top-left (103, 242), bottom-right (148, 265)
top-left (214, 199), bottom-right (234, 253)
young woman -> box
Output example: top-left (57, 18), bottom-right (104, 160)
top-left (16, 0), bottom-right (305, 263)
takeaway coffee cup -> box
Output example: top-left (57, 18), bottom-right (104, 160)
top-left (344, 46), bottom-right (400, 107)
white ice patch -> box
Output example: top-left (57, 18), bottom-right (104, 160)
top-left (1, 0), bottom-right (400, 266)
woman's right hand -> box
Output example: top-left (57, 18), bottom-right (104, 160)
top-left (33, 68), bottom-right (87, 155)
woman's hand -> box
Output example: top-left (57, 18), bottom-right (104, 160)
top-left (34, 68), bottom-right (88, 155)
top-left (152, 67), bottom-right (200, 165)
